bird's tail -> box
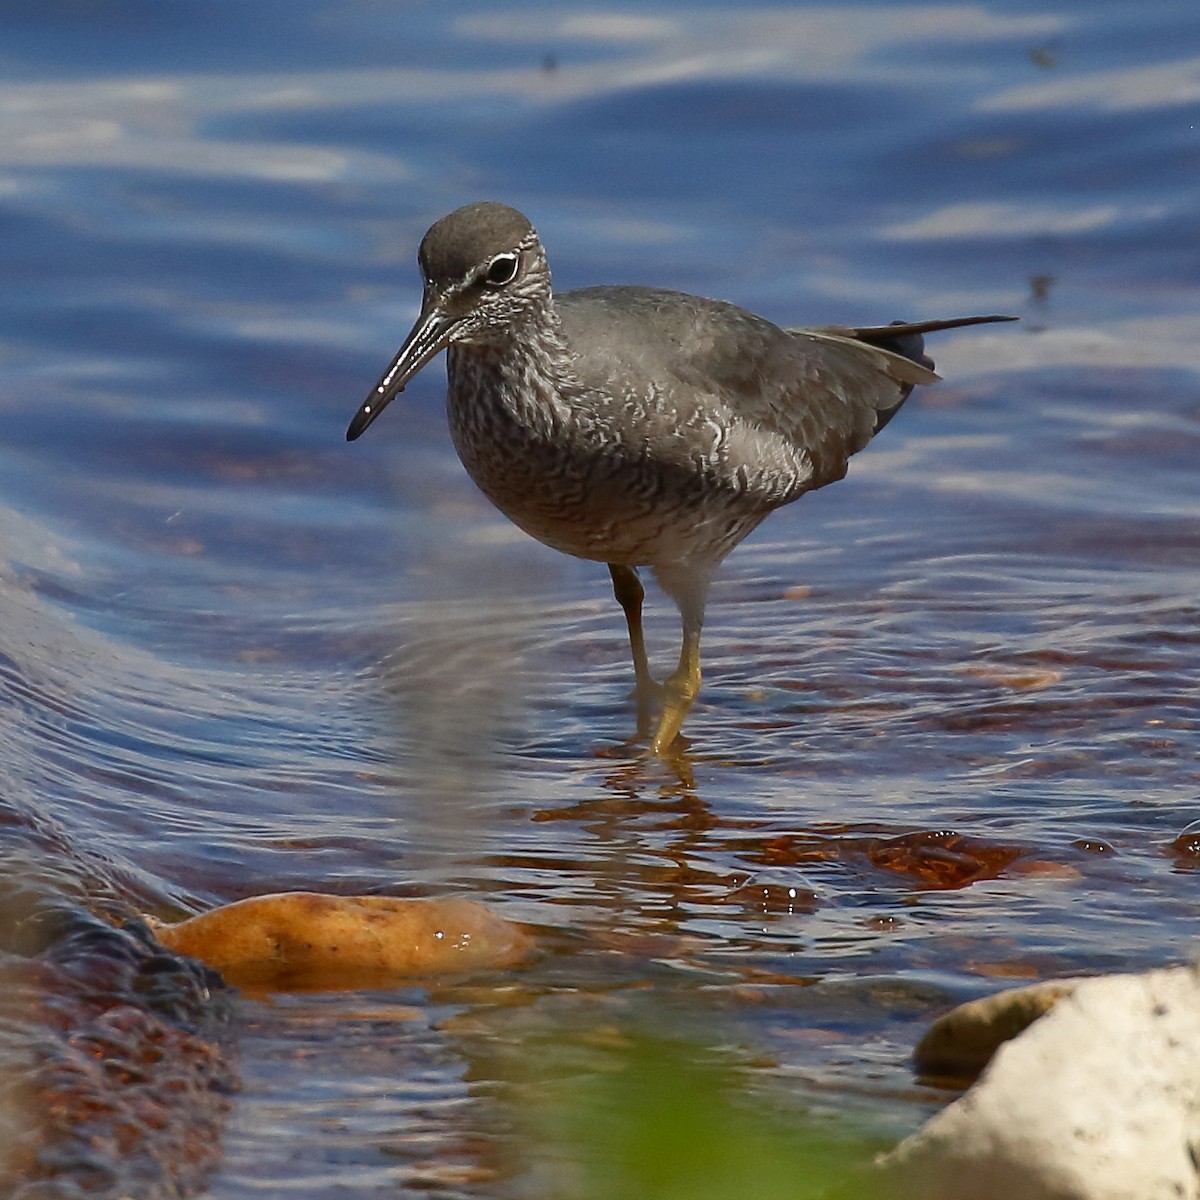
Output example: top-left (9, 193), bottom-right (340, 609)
top-left (848, 314), bottom-right (1018, 372)
top-left (838, 314), bottom-right (1017, 432)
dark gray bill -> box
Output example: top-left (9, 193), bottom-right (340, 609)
top-left (346, 302), bottom-right (459, 441)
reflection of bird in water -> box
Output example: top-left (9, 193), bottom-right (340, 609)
top-left (347, 202), bottom-right (1016, 755)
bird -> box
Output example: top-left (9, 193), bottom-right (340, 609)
top-left (346, 201), bottom-right (1015, 756)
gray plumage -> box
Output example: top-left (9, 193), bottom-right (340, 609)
top-left (348, 201), bottom-right (1015, 755)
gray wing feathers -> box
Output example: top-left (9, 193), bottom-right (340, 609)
top-left (801, 328), bottom-right (940, 387)
top-left (557, 287), bottom-right (932, 496)
top-left (763, 328), bottom-right (929, 488)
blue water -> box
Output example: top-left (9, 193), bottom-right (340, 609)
top-left (1, 1), bottom-right (1198, 1195)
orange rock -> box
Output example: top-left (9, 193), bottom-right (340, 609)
top-left (149, 893), bottom-right (534, 990)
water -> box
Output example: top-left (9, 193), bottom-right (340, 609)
top-left (1, 0), bottom-right (1197, 1194)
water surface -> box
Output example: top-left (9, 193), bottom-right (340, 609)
top-left (0, 1), bottom-right (1197, 1195)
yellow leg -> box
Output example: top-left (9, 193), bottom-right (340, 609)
top-left (608, 564), bottom-right (659, 736)
top-left (649, 622), bottom-right (702, 757)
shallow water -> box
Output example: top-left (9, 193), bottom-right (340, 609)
top-left (1, 0), bottom-right (1198, 1195)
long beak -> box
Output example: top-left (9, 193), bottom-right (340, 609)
top-left (346, 299), bottom-right (460, 441)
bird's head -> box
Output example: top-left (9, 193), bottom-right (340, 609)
top-left (347, 202), bottom-right (550, 440)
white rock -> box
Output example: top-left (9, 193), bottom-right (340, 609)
top-left (880, 964), bottom-right (1200, 1200)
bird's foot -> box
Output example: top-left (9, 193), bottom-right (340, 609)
top-left (641, 732), bottom-right (692, 762)
top-left (629, 678), bottom-right (665, 740)
top-left (599, 679), bottom-right (688, 760)
top-left (614, 670), bottom-right (697, 758)
top-left (646, 664), bottom-right (701, 757)
top-left (593, 732), bottom-right (694, 778)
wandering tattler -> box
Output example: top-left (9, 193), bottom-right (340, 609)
top-left (347, 202), bottom-right (1015, 755)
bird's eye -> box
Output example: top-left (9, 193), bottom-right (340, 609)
top-left (483, 253), bottom-right (519, 287)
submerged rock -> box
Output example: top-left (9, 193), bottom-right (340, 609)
top-left (0, 904), bottom-right (234, 1200)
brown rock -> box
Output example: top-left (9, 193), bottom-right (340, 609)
top-left (914, 979), bottom-right (1084, 1080)
top-left (150, 892), bottom-right (534, 990)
